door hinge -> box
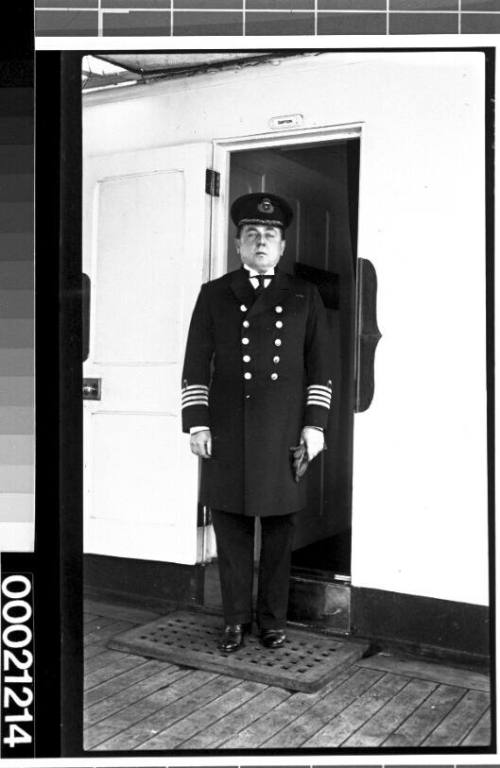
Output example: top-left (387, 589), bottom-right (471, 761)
top-left (205, 169), bottom-right (220, 197)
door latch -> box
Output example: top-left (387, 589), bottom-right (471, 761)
top-left (82, 378), bottom-right (101, 400)
top-left (205, 168), bottom-right (220, 197)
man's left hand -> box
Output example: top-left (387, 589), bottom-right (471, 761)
top-left (300, 427), bottom-right (325, 461)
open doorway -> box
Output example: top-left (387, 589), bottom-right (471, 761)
top-left (226, 138), bottom-right (360, 581)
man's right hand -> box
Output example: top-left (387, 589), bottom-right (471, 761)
top-left (190, 429), bottom-right (212, 459)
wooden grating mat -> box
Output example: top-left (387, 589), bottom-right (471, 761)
top-left (107, 610), bottom-right (368, 693)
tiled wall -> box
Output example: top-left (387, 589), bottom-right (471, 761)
top-left (0, 66), bottom-right (34, 551)
top-left (35, 0), bottom-right (500, 36)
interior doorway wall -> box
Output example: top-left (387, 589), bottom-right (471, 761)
top-left (227, 139), bottom-right (359, 577)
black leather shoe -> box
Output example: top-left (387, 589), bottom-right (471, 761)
top-left (260, 628), bottom-right (286, 649)
top-left (218, 623), bottom-right (251, 653)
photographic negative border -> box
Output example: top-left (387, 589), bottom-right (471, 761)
top-left (40, 42), bottom-right (497, 758)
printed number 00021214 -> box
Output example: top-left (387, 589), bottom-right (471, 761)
top-left (1, 575), bottom-right (34, 752)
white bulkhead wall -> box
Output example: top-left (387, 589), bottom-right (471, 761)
top-left (84, 52), bottom-right (488, 606)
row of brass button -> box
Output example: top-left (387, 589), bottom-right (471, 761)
top-left (240, 303), bottom-right (284, 382)
top-left (242, 354), bottom-right (281, 363)
top-left (242, 337), bottom-right (282, 346)
top-left (240, 303), bottom-right (283, 313)
top-left (244, 371), bottom-right (280, 381)
top-left (243, 319), bottom-right (283, 329)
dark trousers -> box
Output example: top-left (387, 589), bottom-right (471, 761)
top-left (211, 509), bottom-right (297, 630)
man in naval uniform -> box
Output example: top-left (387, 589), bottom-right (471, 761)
top-left (182, 192), bottom-right (333, 652)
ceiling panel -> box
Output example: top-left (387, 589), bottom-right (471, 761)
top-left (99, 53), bottom-right (271, 74)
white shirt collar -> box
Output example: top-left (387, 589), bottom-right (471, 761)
top-left (243, 264), bottom-right (275, 278)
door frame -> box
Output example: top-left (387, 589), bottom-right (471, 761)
top-left (210, 122), bottom-right (363, 279)
top-left (209, 123), bottom-right (363, 577)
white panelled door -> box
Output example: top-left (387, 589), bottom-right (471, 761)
top-left (83, 143), bottom-right (212, 564)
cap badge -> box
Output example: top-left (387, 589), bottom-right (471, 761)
top-left (257, 198), bottom-right (275, 214)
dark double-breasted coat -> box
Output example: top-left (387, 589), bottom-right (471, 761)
top-left (181, 267), bottom-right (333, 517)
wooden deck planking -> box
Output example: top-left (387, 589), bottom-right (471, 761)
top-left (461, 708), bottom-right (492, 746)
top-left (357, 653), bottom-right (490, 692)
top-left (382, 684), bottom-right (467, 747)
top-left (88, 670), bottom-right (221, 750)
top-left (85, 648), bottom-right (140, 674)
top-left (83, 599), bottom-right (492, 751)
top-left (85, 599), bottom-right (160, 625)
top-left (85, 653), bottom-right (152, 690)
top-left (85, 619), bottom-right (136, 646)
top-left (215, 666), bottom-right (354, 749)
top-left (85, 641), bottom-right (115, 660)
top-left (243, 667), bottom-right (383, 749)
top-left (343, 677), bottom-right (437, 747)
top-left (180, 685), bottom-right (292, 749)
top-left (85, 658), bottom-right (174, 708)
top-left (139, 679), bottom-right (268, 749)
top-left (85, 665), bottom-right (189, 728)
top-left (422, 689), bottom-right (491, 747)
top-left (126, 674), bottom-right (245, 751)
top-left (84, 615), bottom-right (120, 635)
top-left (303, 672), bottom-right (409, 747)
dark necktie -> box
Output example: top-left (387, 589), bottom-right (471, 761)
top-left (254, 274), bottom-right (267, 297)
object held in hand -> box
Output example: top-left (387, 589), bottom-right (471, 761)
top-left (290, 443), bottom-right (309, 482)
